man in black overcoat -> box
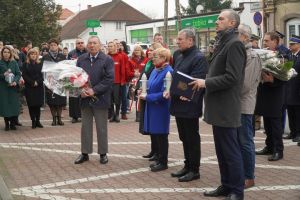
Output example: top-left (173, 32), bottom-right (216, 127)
top-left (190, 9), bottom-right (246, 200)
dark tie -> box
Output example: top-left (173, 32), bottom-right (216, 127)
top-left (91, 56), bottom-right (95, 63)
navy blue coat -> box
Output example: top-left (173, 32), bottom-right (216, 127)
top-left (286, 51), bottom-right (300, 105)
top-left (144, 65), bottom-right (173, 134)
top-left (76, 52), bottom-right (114, 109)
top-left (170, 46), bottom-right (208, 118)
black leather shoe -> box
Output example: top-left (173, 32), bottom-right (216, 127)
top-left (268, 152), bottom-right (283, 161)
top-left (298, 142), bottom-right (300, 146)
top-left (204, 185), bottom-right (230, 197)
top-left (71, 118), bottom-right (79, 123)
top-left (36, 121), bottom-right (43, 128)
top-left (149, 161), bottom-right (159, 168)
top-left (15, 121), bottom-right (22, 126)
top-left (292, 136), bottom-right (300, 142)
top-left (224, 193), bottom-right (244, 200)
top-left (149, 154), bottom-right (158, 161)
top-left (255, 146), bottom-right (272, 155)
top-left (100, 154), bottom-right (108, 164)
top-left (74, 154), bottom-right (89, 164)
top-left (32, 121), bottom-right (37, 129)
top-left (115, 115), bottom-right (120, 123)
top-left (150, 163), bottom-right (168, 172)
top-left (143, 152), bottom-right (154, 158)
top-left (178, 171), bottom-right (200, 182)
top-left (10, 125), bottom-right (17, 130)
top-left (171, 167), bottom-right (189, 177)
top-left (283, 133), bottom-right (293, 139)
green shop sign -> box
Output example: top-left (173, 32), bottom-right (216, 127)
top-left (179, 14), bottom-right (218, 30)
top-left (86, 20), bottom-right (101, 28)
top-left (131, 29), bottom-right (148, 38)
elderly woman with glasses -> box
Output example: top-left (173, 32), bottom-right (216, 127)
top-left (139, 47), bottom-right (173, 172)
top-left (0, 46), bottom-right (21, 131)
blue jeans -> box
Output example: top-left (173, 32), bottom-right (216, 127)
top-left (237, 114), bottom-right (255, 179)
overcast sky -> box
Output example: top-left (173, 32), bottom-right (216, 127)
top-left (55, 0), bottom-right (245, 19)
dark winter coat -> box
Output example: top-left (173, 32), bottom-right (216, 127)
top-left (170, 46), bottom-right (208, 118)
top-left (76, 52), bottom-right (114, 109)
top-left (67, 48), bottom-right (87, 60)
top-left (285, 51), bottom-right (300, 105)
top-left (22, 61), bottom-right (44, 107)
top-left (42, 52), bottom-right (67, 106)
top-left (255, 79), bottom-right (286, 117)
top-left (204, 32), bottom-right (247, 128)
top-left (0, 60), bottom-right (21, 117)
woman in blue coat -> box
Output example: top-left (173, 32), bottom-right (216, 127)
top-left (140, 48), bottom-right (173, 172)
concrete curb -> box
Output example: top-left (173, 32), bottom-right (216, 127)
top-left (0, 176), bottom-right (13, 200)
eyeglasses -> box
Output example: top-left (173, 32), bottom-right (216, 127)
top-left (77, 42), bottom-right (84, 44)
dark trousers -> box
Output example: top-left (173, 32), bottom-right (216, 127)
top-left (28, 106), bottom-right (41, 121)
top-left (287, 105), bottom-right (300, 138)
top-left (175, 117), bottom-right (200, 173)
top-left (152, 134), bottom-right (168, 165)
top-left (69, 97), bottom-right (81, 119)
top-left (263, 117), bottom-right (284, 153)
top-left (212, 126), bottom-right (244, 195)
top-left (121, 84), bottom-right (128, 115)
top-left (150, 135), bottom-right (158, 155)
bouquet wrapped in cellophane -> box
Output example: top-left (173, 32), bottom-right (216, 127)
top-left (42, 60), bottom-right (91, 97)
top-left (254, 49), bottom-right (297, 81)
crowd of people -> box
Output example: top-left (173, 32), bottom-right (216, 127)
top-left (0, 8), bottom-right (299, 200)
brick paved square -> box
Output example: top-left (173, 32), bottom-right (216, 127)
top-left (0, 107), bottom-right (299, 199)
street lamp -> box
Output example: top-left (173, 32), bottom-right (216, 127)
top-left (196, 5), bottom-right (204, 14)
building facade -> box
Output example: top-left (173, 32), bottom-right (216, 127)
top-left (60, 0), bottom-right (150, 50)
top-left (126, 2), bottom-right (263, 52)
top-left (264, 0), bottom-right (300, 44)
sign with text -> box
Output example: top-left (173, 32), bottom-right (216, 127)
top-left (179, 14), bottom-right (218, 30)
top-left (89, 32), bottom-right (97, 35)
top-left (86, 20), bottom-right (101, 28)
top-left (250, 2), bottom-right (263, 12)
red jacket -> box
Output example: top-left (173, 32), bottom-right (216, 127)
top-left (109, 52), bottom-right (126, 84)
top-left (127, 56), bottom-right (148, 81)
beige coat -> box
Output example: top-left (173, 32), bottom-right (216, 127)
top-left (240, 43), bottom-right (262, 114)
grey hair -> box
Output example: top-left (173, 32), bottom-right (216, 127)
top-left (238, 24), bottom-right (252, 39)
top-left (222, 9), bottom-right (240, 28)
top-left (88, 36), bottom-right (101, 44)
top-left (179, 28), bottom-right (196, 44)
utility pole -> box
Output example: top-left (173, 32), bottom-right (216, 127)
top-left (164, 0), bottom-right (168, 44)
top-left (175, 0), bottom-right (181, 31)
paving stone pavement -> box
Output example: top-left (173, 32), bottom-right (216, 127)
top-left (0, 106), bottom-right (299, 200)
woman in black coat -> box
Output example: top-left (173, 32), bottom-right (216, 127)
top-left (42, 39), bottom-right (66, 126)
top-left (22, 48), bottom-right (44, 128)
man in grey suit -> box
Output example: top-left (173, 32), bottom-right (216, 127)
top-left (74, 36), bottom-right (114, 165)
top-left (190, 9), bottom-right (246, 200)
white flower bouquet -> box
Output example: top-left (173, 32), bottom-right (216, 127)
top-left (42, 60), bottom-right (91, 97)
top-left (254, 49), bottom-right (297, 81)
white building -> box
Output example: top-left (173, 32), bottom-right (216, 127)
top-left (60, 0), bottom-right (150, 50)
top-left (126, 2), bottom-right (264, 49)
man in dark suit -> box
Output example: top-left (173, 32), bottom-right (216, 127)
top-left (169, 28), bottom-right (208, 182)
top-left (285, 35), bottom-right (300, 142)
top-left (74, 36), bottom-right (114, 165)
top-left (255, 31), bottom-right (286, 161)
top-left (190, 9), bottom-right (246, 200)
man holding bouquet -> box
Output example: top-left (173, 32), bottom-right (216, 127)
top-left (255, 31), bottom-right (286, 161)
top-left (74, 36), bottom-right (114, 165)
